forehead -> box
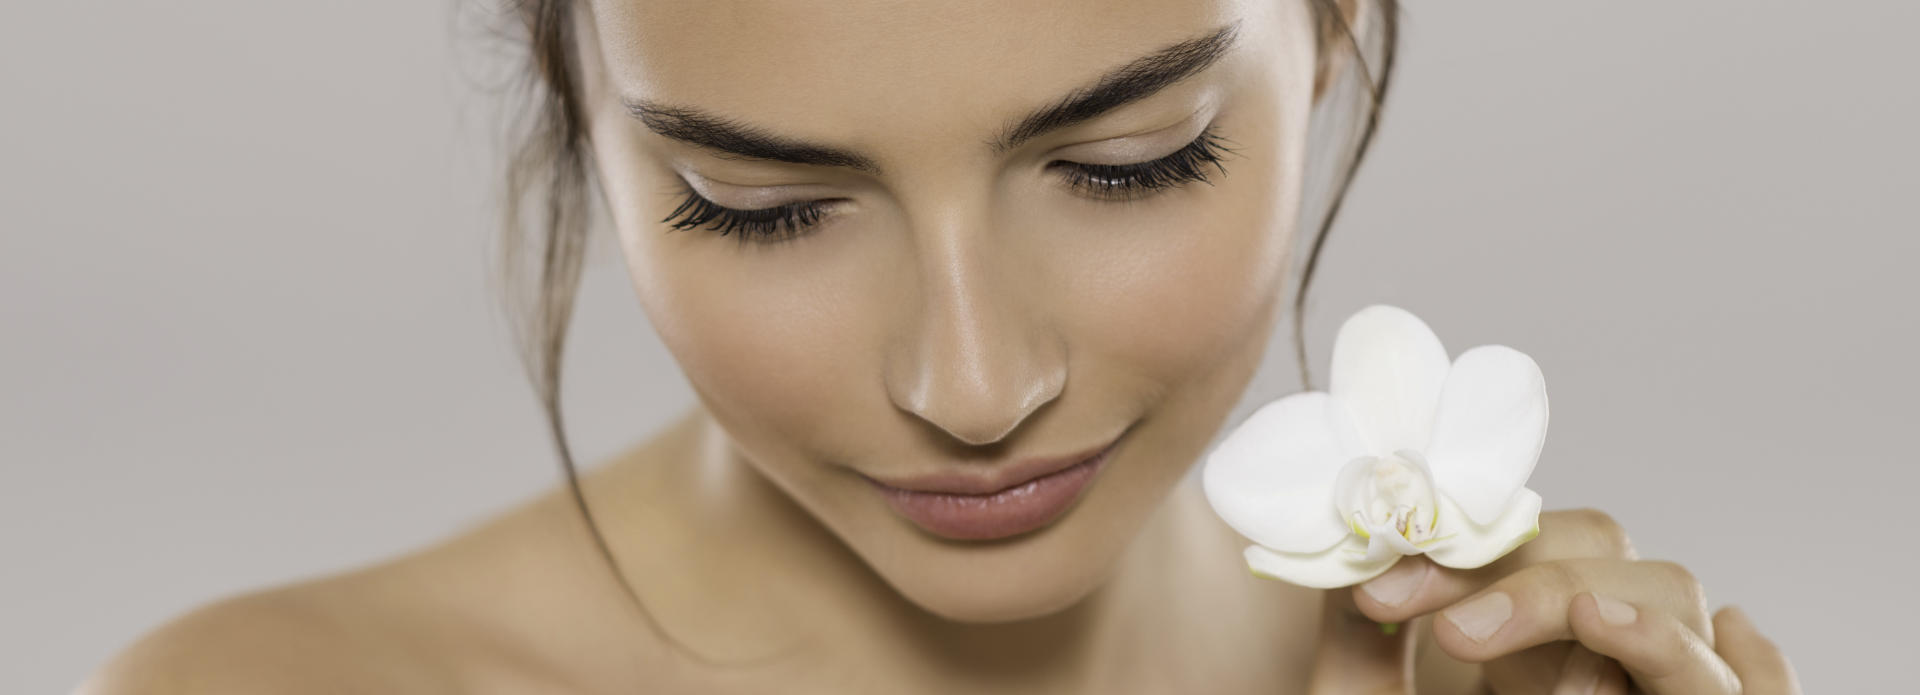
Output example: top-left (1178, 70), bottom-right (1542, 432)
top-left (584, 0), bottom-right (1262, 149)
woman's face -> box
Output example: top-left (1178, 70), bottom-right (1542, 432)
top-left (575, 0), bottom-right (1325, 622)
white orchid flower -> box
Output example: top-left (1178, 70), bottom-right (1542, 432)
top-left (1202, 304), bottom-right (1549, 588)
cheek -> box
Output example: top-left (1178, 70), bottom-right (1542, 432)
top-left (590, 121), bottom-right (881, 457)
top-left (628, 244), bottom-right (881, 448)
top-left (1056, 184), bottom-right (1293, 389)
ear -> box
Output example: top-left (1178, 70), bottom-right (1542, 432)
top-left (1312, 0), bottom-right (1371, 103)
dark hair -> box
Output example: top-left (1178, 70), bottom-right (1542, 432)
top-left (492, 0), bottom-right (1400, 660)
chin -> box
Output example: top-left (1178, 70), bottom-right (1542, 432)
top-left (858, 506), bottom-right (1139, 624)
top-left (883, 549), bottom-right (1113, 625)
top-left (832, 432), bottom-right (1194, 624)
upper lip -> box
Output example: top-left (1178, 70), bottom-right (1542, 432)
top-left (862, 427), bottom-right (1128, 496)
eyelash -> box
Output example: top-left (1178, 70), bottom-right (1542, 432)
top-left (1055, 125), bottom-right (1236, 203)
top-left (659, 187), bottom-right (832, 245)
top-left (660, 125), bottom-right (1237, 246)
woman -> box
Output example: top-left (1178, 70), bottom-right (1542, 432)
top-left (83, 0), bottom-right (1800, 692)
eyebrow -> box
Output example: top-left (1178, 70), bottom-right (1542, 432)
top-left (621, 20), bottom-right (1242, 177)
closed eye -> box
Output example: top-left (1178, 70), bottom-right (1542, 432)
top-left (1049, 123), bottom-right (1237, 202)
top-left (660, 124), bottom-right (1239, 246)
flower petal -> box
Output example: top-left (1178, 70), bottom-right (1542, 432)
top-left (1424, 487), bottom-right (1543, 570)
top-left (1202, 392), bottom-right (1358, 553)
top-left (1361, 527), bottom-right (1424, 562)
top-left (1244, 536), bottom-right (1402, 589)
top-left (1423, 344), bottom-right (1550, 525)
top-left (1329, 305), bottom-right (1452, 456)
top-left (1330, 454), bottom-right (1374, 526)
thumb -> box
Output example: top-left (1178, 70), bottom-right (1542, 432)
top-left (1307, 583), bottom-right (1420, 695)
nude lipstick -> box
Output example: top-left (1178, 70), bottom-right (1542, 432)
top-left (864, 432), bottom-right (1125, 541)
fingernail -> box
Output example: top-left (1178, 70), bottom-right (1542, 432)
top-left (1442, 591), bottom-right (1511, 643)
top-left (1593, 593), bottom-right (1637, 626)
top-left (1360, 559), bottom-right (1427, 606)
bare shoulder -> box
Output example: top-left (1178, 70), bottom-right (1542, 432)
top-left (73, 580), bottom-right (458, 694)
top-left (77, 487), bottom-right (661, 694)
top-left (77, 412), bottom-right (744, 694)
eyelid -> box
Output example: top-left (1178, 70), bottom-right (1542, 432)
top-left (1049, 105), bottom-right (1216, 166)
top-left (662, 122), bottom-right (1234, 244)
top-left (667, 103), bottom-right (1222, 214)
top-left (674, 165), bottom-right (838, 209)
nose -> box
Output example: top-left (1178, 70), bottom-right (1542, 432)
top-left (884, 228), bottom-right (1067, 447)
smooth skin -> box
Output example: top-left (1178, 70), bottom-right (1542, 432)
top-left (1316, 508), bottom-right (1804, 694)
top-left (81, 0), bottom-right (1799, 692)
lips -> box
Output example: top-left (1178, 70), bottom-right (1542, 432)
top-left (863, 430), bottom-right (1127, 541)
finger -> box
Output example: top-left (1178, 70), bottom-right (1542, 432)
top-left (1307, 587), bottom-right (1418, 695)
top-left (1416, 559), bottom-right (1712, 664)
top-left (1712, 605), bottom-right (1803, 695)
top-left (1356, 508), bottom-right (1637, 625)
top-left (1480, 642), bottom-right (1571, 693)
top-left (1566, 591), bottom-right (1741, 694)
top-left (1545, 646), bottom-right (1631, 695)
top-left (1593, 657), bottom-right (1630, 695)
top-left (1548, 645), bottom-right (1606, 695)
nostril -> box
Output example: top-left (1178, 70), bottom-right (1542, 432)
top-left (926, 379), bottom-right (1058, 447)
top-left (886, 336), bottom-right (1067, 447)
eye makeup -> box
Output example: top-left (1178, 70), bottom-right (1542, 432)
top-left (658, 123), bottom-right (1239, 247)
top-left (1051, 124), bottom-right (1235, 203)
top-left (659, 184), bottom-right (839, 245)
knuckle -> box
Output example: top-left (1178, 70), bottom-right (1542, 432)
top-left (1640, 559), bottom-right (1700, 589)
top-left (1522, 559), bottom-right (1586, 595)
top-left (1547, 507), bottom-right (1637, 559)
top-left (1640, 560), bottom-right (1713, 636)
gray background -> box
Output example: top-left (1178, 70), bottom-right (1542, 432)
top-left (4, 2), bottom-right (1913, 692)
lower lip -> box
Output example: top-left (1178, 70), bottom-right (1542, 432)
top-left (870, 441), bottom-right (1120, 541)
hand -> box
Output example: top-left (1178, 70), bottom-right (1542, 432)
top-left (1305, 508), bottom-right (1802, 694)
